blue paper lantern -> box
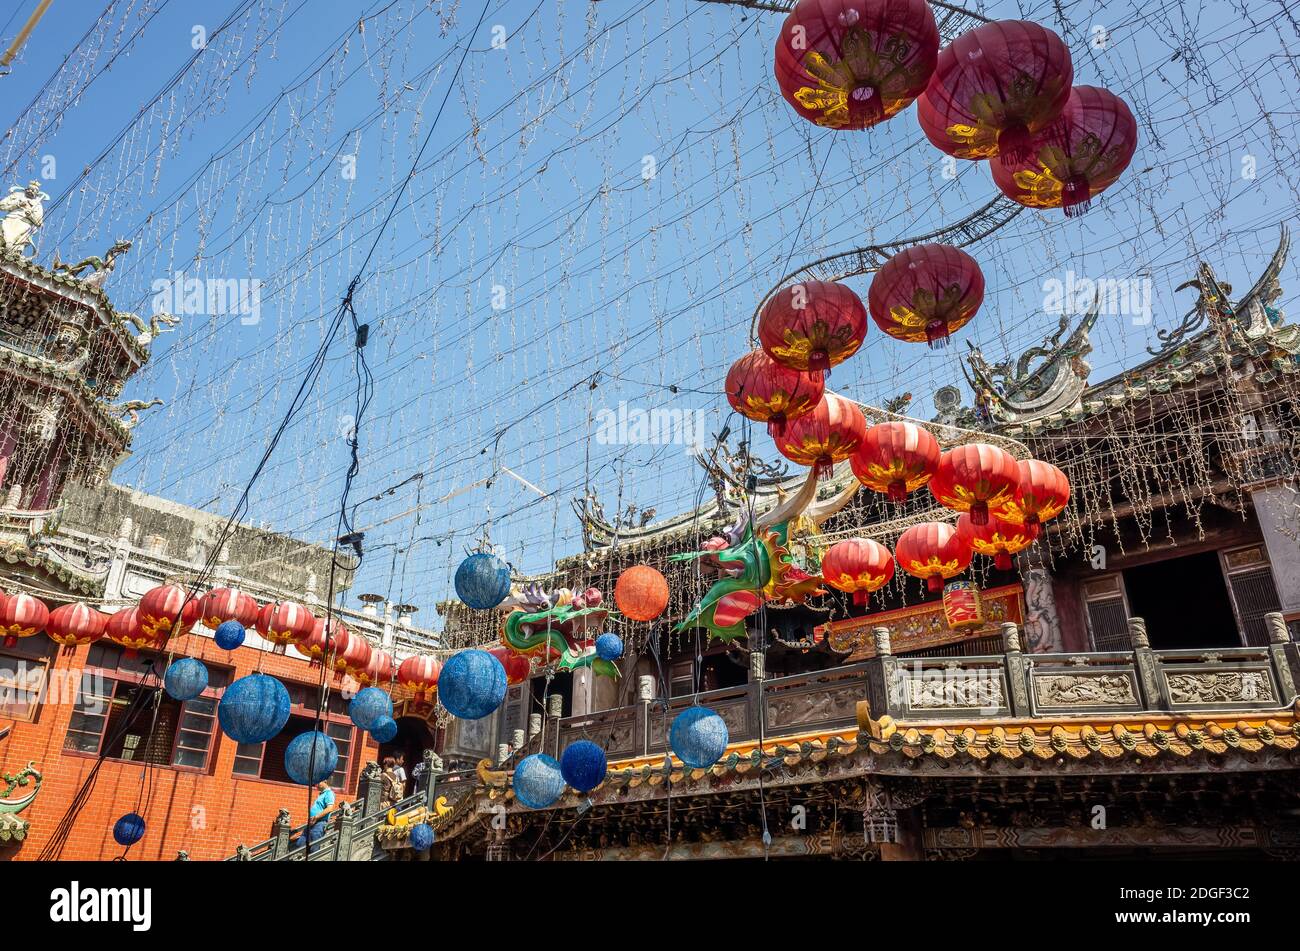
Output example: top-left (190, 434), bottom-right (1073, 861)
top-left (438, 649), bottom-right (507, 720)
top-left (513, 753), bottom-right (566, 809)
top-left (113, 812), bottom-right (146, 846)
top-left (214, 620), bottom-right (245, 650)
top-left (560, 740), bottom-right (607, 793)
top-left (409, 822), bottom-right (435, 851)
top-left (370, 716), bottom-right (398, 744)
top-left (670, 705), bottom-right (729, 768)
top-left (454, 552), bottom-right (511, 610)
top-left (595, 633), bottom-right (624, 661)
top-left (349, 686), bottom-right (393, 732)
top-left (163, 657), bottom-right (208, 701)
top-left (218, 673), bottom-right (291, 744)
top-left (284, 730), bottom-right (339, 786)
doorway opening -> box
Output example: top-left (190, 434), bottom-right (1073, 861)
top-left (1122, 551), bottom-right (1240, 650)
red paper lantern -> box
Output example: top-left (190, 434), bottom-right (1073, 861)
top-left (46, 602), bottom-right (108, 654)
top-left (725, 349), bottom-right (825, 437)
top-left (917, 19), bottom-right (1073, 161)
top-left (488, 645), bottom-right (531, 686)
top-left (956, 513), bottom-right (1038, 570)
top-left (139, 584), bottom-right (199, 639)
top-left (331, 624), bottom-right (371, 678)
top-left (894, 522), bottom-right (972, 592)
top-left (294, 616), bottom-right (330, 662)
top-left (758, 280), bottom-right (868, 373)
top-left (774, 0), bottom-right (940, 130)
top-left (398, 654), bottom-right (442, 695)
top-left (773, 392), bottom-right (867, 479)
top-left (200, 587), bottom-right (260, 630)
top-left (851, 420), bottom-right (941, 502)
top-left (615, 565), bottom-right (670, 622)
top-left (868, 243), bottom-right (984, 347)
top-left (256, 600), bottom-right (316, 647)
top-left (0, 592), bottom-right (48, 648)
top-left (991, 85), bottom-right (1137, 217)
top-left (997, 459), bottom-right (1071, 527)
top-left (942, 580), bottom-right (985, 630)
top-left (820, 538), bottom-right (895, 604)
top-left (928, 443), bottom-right (1021, 526)
top-left (104, 606), bottom-right (156, 655)
top-left (357, 649), bottom-right (395, 687)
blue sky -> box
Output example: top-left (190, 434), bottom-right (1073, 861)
top-left (2, 0), bottom-right (1297, 630)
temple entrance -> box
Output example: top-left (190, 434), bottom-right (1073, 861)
top-left (379, 716), bottom-right (436, 799)
top-left (1122, 551), bottom-right (1240, 649)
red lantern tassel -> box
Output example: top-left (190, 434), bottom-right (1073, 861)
top-left (887, 480), bottom-right (907, 504)
top-left (1061, 175), bottom-right (1092, 217)
top-left (995, 552), bottom-right (1013, 571)
top-left (1025, 512), bottom-right (1041, 528)
top-left (808, 349), bottom-right (830, 374)
top-left (853, 590), bottom-right (868, 606)
top-left (997, 122), bottom-right (1033, 164)
top-left (2, 634), bottom-right (14, 648)
top-left (925, 320), bottom-right (950, 349)
top-left (814, 456), bottom-right (834, 481)
top-left (848, 84), bottom-right (884, 125)
top-left (767, 414), bottom-right (787, 439)
top-left (927, 576), bottom-right (943, 593)
top-left (970, 501), bottom-right (990, 526)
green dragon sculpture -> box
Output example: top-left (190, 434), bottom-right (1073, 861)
top-left (498, 583), bottom-right (620, 679)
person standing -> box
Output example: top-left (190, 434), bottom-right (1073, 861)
top-left (392, 752), bottom-right (408, 799)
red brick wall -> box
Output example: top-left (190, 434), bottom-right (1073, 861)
top-left (0, 635), bottom-right (382, 862)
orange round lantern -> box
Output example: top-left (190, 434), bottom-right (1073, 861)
top-left (357, 649), bottom-right (395, 687)
top-left (894, 522), bottom-right (972, 592)
top-left (928, 443), bottom-right (1021, 526)
top-left (851, 420), bottom-right (941, 502)
top-left (488, 645), bottom-right (531, 685)
top-left (956, 513), bottom-right (1038, 570)
top-left (997, 459), bottom-right (1070, 527)
top-left (774, 0), bottom-right (940, 130)
top-left (329, 623), bottom-right (369, 677)
top-left (0, 592), bottom-right (48, 648)
top-left (868, 243), bottom-right (984, 347)
top-left (725, 349), bottom-right (825, 437)
top-left (46, 602), bottom-right (108, 654)
top-left (916, 19), bottom-right (1073, 161)
top-left (256, 600), bottom-right (316, 647)
top-left (757, 280), bottom-right (868, 373)
top-left (398, 654), bottom-right (442, 696)
top-left (772, 392), bottom-right (867, 479)
top-left (104, 606), bottom-right (156, 655)
top-left (820, 538), bottom-right (895, 605)
top-left (200, 587), bottom-right (260, 630)
top-left (615, 565), bottom-right (670, 622)
top-left (139, 584), bottom-right (200, 639)
top-left (991, 85), bottom-right (1137, 217)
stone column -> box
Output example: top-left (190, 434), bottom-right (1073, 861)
top-left (1265, 611), bottom-right (1299, 701)
top-left (358, 761), bottom-right (383, 817)
top-left (1129, 617), bottom-right (1168, 710)
top-left (1001, 622), bottom-right (1029, 716)
top-left (1250, 486), bottom-right (1300, 615)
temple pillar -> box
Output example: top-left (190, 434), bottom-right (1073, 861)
top-left (0, 423), bottom-right (16, 490)
top-left (591, 666), bottom-right (618, 712)
top-left (572, 666), bottom-right (593, 716)
top-left (1251, 485), bottom-right (1300, 615)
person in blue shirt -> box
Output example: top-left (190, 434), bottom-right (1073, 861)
top-left (294, 780), bottom-right (337, 854)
